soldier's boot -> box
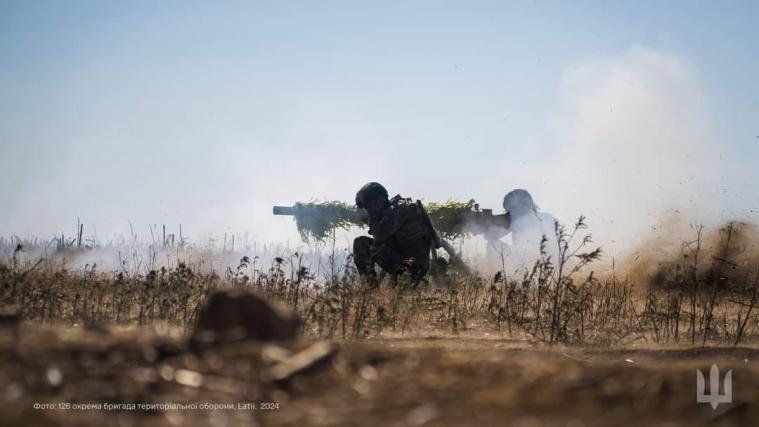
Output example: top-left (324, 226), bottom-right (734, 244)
top-left (360, 272), bottom-right (379, 290)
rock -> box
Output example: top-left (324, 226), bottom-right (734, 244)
top-left (192, 289), bottom-right (300, 345)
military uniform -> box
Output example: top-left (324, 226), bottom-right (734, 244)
top-left (353, 186), bottom-right (434, 283)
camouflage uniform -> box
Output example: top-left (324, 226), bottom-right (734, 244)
top-left (353, 184), bottom-right (433, 283)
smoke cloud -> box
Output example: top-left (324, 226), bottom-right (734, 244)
top-left (518, 46), bottom-right (755, 257)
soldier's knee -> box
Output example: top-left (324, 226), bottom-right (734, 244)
top-left (353, 236), bottom-right (373, 254)
top-left (353, 236), bottom-right (376, 275)
top-left (353, 236), bottom-right (374, 266)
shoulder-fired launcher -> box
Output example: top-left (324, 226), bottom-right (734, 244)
top-left (273, 204), bottom-right (365, 222)
top-left (273, 201), bottom-right (509, 242)
top-left (459, 204), bottom-right (511, 238)
top-left (272, 202), bottom-right (365, 242)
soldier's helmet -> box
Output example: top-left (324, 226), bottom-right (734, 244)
top-left (503, 189), bottom-right (537, 215)
top-left (355, 182), bottom-right (389, 208)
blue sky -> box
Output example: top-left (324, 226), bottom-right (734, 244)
top-left (1, 1), bottom-right (757, 251)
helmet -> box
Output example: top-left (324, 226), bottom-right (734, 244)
top-left (355, 182), bottom-right (388, 208)
top-left (503, 189), bottom-right (536, 214)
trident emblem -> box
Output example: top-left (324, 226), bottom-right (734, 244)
top-left (696, 364), bottom-right (732, 409)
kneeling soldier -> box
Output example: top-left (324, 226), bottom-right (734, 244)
top-left (353, 182), bottom-right (434, 287)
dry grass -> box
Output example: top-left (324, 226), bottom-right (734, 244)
top-left (3, 219), bottom-right (759, 347)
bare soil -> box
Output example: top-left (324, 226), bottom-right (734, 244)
top-left (1, 325), bottom-right (757, 427)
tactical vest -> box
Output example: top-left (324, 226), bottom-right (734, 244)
top-left (387, 195), bottom-right (433, 246)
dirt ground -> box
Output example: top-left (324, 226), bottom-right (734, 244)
top-left (1, 325), bottom-right (757, 427)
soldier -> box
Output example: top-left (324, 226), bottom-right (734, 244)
top-left (496, 189), bottom-right (559, 271)
top-left (352, 182), bottom-right (435, 287)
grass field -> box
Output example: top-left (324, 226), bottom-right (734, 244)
top-left (2, 220), bottom-right (759, 426)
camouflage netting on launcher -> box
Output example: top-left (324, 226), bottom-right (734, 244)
top-left (290, 199), bottom-right (478, 242)
top-left (292, 201), bottom-right (364, 242)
